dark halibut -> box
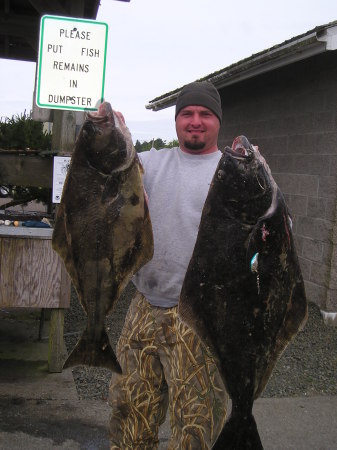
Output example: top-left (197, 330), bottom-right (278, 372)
top-left (52, 102), bottom-right (153, 372)
top-left (179, 136), bottom-right (307, 449)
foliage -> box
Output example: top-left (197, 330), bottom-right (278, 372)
top-left (0, 110), bottom-right (52, 150)
top-left (2, 186), bottom-right (52, 213)
top-left (135, 138), bottom-right (179, 153)
top-left (0, 111), bottom-right (52, 211)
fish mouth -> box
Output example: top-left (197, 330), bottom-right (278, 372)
top-left (218, 135), bottom-right (272, 202)
top-left (87, 102), bottom-right (115, 126)
top-left (86, 103), bottom-right (126, 135)
top-left (222, 135), bottom-right (256, 160)
top-left (87, 102), bottom-right (129, 138)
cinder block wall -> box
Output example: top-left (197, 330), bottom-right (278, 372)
top-left (218, 51), bottom-right (337, 311)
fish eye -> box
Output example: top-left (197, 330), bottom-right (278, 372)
top-left (217, 169), bottom-right (225, 180)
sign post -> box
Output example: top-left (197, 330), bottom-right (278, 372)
top-left (36, 15), bottom-right (108, 111)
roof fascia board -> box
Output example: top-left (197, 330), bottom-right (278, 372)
top-left (147, 25), bottom-right (336, 112)
top-left (212, 39), bottom-right (325, 90)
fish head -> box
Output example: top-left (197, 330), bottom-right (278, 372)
top-left (216, 135), bottom-right (275, 222)
top-left (80, 102), bottom-right (135, 175)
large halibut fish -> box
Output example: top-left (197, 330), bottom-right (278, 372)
top-left (52, 102), bottom-right (153, 372)
top-left (179, 136), bottom-right (307, 449)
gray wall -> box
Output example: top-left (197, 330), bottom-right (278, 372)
top-left (218, 51), bottom-right (337, 311)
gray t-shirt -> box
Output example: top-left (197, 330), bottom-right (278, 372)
top-left (133, 146), bottom-right (221, 308)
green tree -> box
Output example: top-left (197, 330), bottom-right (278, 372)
top-left (0, 111), bottom-right (52, 150)
top-left (0, 111), bottom-right (52, 210)
top-left (134, 138), bottom-right (178, 152)
top-left (167, 139), bottom-right (179, 148)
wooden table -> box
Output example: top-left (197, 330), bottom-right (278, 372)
top-left (0, 226), bottom-right (71, 372)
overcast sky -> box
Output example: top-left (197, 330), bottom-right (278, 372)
top-left (0, 0), bottom-right (336, 143)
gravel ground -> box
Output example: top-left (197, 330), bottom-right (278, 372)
top-left (64, 283), bottom-right (337, 401)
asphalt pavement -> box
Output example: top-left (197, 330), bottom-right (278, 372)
top-left (0, 311), bottom-right (336, 450)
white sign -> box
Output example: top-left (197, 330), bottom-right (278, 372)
top-left (52, 156), bottom-right (71, 203)
top-left (36, 15), bottom-right (108, 111)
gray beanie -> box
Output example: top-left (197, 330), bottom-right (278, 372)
top-left (175, 81), bottom-right (222, 123)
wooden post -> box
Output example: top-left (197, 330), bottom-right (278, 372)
top-left (47, 255), bottom-right (71, 372)
top-left (48, 308), bottom-right (67, 372)
top-left (52, 109), bottom-right (76, 155)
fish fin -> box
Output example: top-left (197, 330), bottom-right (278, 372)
top-left (63, 329), bottom-right (122, 373)
top-left (213, 413), bottom-right (263, 450)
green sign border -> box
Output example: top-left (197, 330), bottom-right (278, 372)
top-left (36, 15), bottom-right (108, 112)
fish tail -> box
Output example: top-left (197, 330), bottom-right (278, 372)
top-left (63, 329), bottom-right (122, 373)
top-left (212, 413), bottom-right (263, 450)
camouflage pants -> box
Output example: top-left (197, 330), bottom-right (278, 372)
top-left (108, 292), bottom-right (228, 450)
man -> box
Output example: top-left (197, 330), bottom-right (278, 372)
top-left (109, 81), bottom-right (228, 449)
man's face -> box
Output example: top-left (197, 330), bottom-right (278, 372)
top-left (175, 105), bottom-right (220, 154)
